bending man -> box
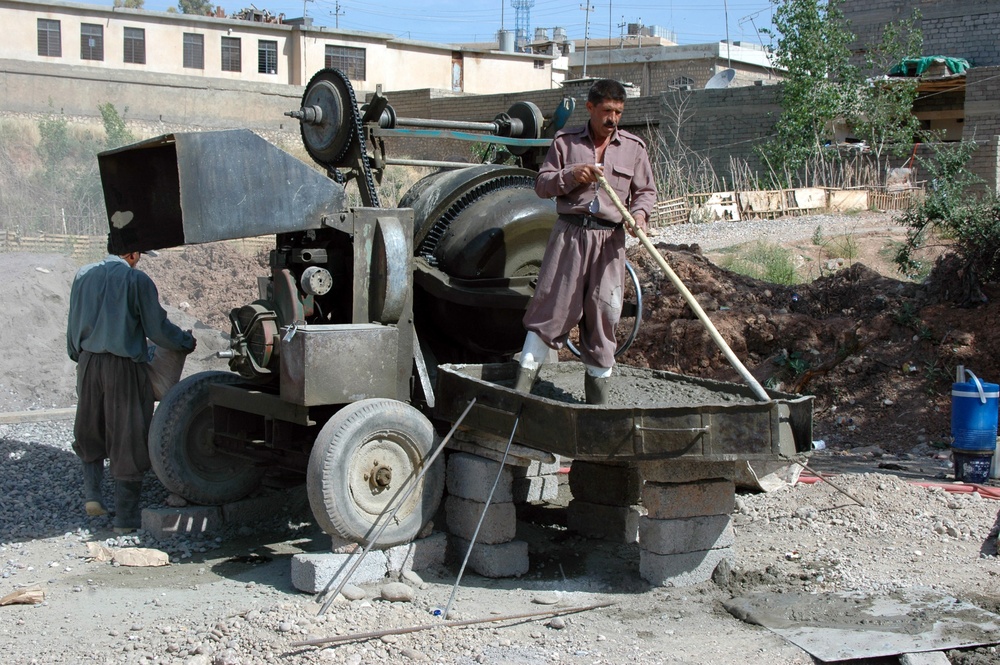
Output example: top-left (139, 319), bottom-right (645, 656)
top-left (67, 237), bottom-right (196, 533)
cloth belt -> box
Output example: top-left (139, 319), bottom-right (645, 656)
top-left (560, 213), bottom-right (620, 230)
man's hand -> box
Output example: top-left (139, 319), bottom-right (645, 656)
top-left (572, 164), bottom-right (604, 185)
top-left (185, 330), bottom-right (198, 354)
top-left (626, 213), bottom-right (648, 238)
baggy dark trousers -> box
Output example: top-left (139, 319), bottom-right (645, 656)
top-left (73, 351), bottom-right (154, 481)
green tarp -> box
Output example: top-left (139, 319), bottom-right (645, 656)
top-left (890, 56), bottom-right (970, 76)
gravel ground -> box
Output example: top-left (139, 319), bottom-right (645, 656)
top-left (3, 419), bottom-right (999, 665)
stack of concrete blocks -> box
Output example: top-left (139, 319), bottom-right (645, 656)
top-left (566, 461), bottom-right (645, 542)
top-left (290, 529), bottom-right (449, 593)
top-left (510, 457), bottom-right (562, 504)
top-left (444, 451), bottom-right (530, 578)
top-left (638, 475), bottom-right (736, 587)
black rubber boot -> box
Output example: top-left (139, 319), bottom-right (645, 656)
top-left (584, 374), bottom-right (610, 405)
top-left (82, 460), bottom-right (107, 516)
top-left (113, 480), bottom-right (143, 533)
top-left (513, 364), bottom-right (540, 393)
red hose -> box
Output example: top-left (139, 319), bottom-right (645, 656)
top-left (797, 474), bottom-right (1000, 500)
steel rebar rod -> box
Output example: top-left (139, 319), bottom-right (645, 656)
top-left (316, 397), bottom-right (478, 615)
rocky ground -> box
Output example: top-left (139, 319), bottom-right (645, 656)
top-left (1, 211), bottom-right (999, 664)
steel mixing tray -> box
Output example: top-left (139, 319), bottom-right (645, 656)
top-left (433, 362), bottom-right (813, 462)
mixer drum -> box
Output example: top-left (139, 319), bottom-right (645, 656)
top-left (402, 165), bottom-right (556, 364)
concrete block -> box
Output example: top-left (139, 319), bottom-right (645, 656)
top-left (638, 514), bottom-right (734, 555)
top-left (512, 475), bottom-right (559, 503)
top-left (566, 499), bottom-right (644, 543)
top-left (445, 495), bottom-right (516, 544)
top-left (516, 457), bottom-right (562, 477)
top-left (142, 505), bottom-right (223, 539)
top-left (449, 536), bottom-right (529, 578)
top-left (384, 531), bottom-right (448, 573)
top-left (899, 652), bottom-right (952, 665)
top-left (568, 460), bottom-right (643, 506)
top-left (642, 478), bottom-right (735, 519)
top-left (640, 547), bottom-right (734, 587)
top-left (290, 550), bottom-right (388, 593)
top-left (446, 452), bottom-right (513, 503)
top-left (221, 493), bottom-right (284, 525)
top-left (637, 460), bottom-right (741, 484)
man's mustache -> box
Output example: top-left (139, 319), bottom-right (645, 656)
top-left (603, 120), bottom-right (617, 128)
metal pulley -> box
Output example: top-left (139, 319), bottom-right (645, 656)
top-left (286, 69), bottom-right (356, 169)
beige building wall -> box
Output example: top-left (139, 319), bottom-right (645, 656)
top-left (3, 0), bottom-right (556, 94)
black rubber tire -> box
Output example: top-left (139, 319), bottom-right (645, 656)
top-left (149, 371), bottom-right (264, 505)
top-left (306, 399), bottom-right (444, 547)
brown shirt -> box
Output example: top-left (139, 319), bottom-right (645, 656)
top-left (534, 124), bottom-right (657, 224)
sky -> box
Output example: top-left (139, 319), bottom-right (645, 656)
top-left (136, 0), bottom-right (777, 47)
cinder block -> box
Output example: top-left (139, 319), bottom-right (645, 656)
top-left (385, 531), bottom-right (448, 573)
top-left (516, 457), bottom-right (562, 477)
top-left (221, 493), bottom-right (282, 525)
top-left (142, 506), bottom-right (223, 539)
top-left (290, 550), bottom-right (388, 593)
top-left (638, 515), bottom-right (734, 555)
top-left (637, 460), bottom-right (741, 484)
top-left (642, 478), bottom-right (735, 519)
top-left (449, 536), bottom-right (529, 578)
top-left (446, 452), bottom-right (513, 503)
top-left (566, 499), bottom-right (644, 543)
top-left (568, 461), bottom-right (643, 506)
top-left (640, 547), bottom-right (734, 587)
top-left (445, 495), bottom-right (516, 544)
top-left (899, 651), bottom-right (952, 665)
top-left (512, 475), bottom-right (559, 503)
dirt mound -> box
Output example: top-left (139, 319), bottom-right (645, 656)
top-left (616, 243), bottom-right (1000, 454)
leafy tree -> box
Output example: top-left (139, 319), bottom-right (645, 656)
top-left (98, 102), bottom-right (136, 150)
top-left (761, 0), bottom-right (857, 179)
top-left (894, 140), bottom-right (1000, 305)
top-left (177, 0), bottom-right (213, 15)
top-left (113, 0), bottom-right (145, 8)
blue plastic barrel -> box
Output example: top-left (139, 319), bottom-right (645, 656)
top-left (951, 371), bottom-right (999, 452)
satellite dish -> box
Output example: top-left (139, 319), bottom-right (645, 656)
top-left (705, 68), bottom-right (736, 89)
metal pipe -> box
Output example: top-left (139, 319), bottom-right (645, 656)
top-left (384, 158), bottom-right (476, 170)
top-left (395, 117), bottom-right (499, 132)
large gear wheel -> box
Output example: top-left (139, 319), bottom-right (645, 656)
top-left (298, 68), bottom-right (356, 168)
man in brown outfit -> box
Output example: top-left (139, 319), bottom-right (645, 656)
top-left (515, 79), bottom-right (656, 404)
top-left (67, 236), bottom-right (196, 533)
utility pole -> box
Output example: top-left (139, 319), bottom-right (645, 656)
top-left (618, 18), bottom-right (626, 48)
top-left (331, 0), bottom-right (343, 29)
top-left (580, 0), bottom-right (592, 79)
top-left (302, 0), bottom-right (313, 20)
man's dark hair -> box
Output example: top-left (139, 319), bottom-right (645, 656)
top-left (587, 79), bottom-right (626, 105)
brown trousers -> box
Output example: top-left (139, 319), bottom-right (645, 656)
top-left (73, 352), bottom-right (154, 481)
top-left (522, 218), bottom-right (626, 368)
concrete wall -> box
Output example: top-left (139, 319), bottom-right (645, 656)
top-left (0, 58), bottom-right (302, 130)
top-left (964, 66), bottom-right (1000, 193)
top-left (841, 0), bottom-right (1000, 68)
top-left (661, 84), bottom-right (783, 181)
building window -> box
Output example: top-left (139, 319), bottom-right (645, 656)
top-left (124, 27), bottom-right (146, 64)
top-left (80, 24), bottom-right (103, 61)
top-left (258, 40), bottom-right (277, 74)
top-left (221, 36), bottom-right (241, 72)
top-left (534, 59), bottom-right (544, 69)
top-left (183, 33), bottom-right (204, 69)
top-left (669, 76), bottom-right (695, 89)
top-left (324, 45), bottom-right (365, 80)
top-left (37, 19), bottom-right (61, 58)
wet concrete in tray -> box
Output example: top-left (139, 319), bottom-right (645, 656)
top-left (526, 362), bottom-right (762, 408)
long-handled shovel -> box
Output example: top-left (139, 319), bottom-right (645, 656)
top-left (598, 176), bottom-right (771, 402)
